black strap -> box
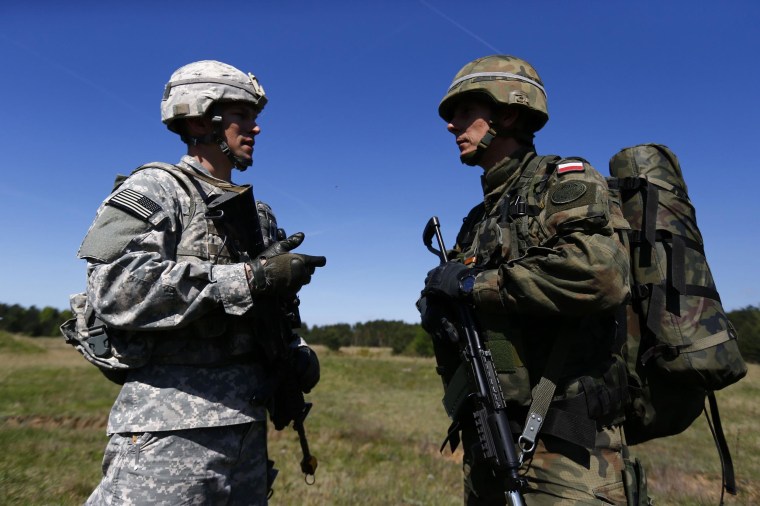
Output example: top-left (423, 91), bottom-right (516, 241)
top-left (541, 402), bottom-right (597, 449)
top-left (640, 182), bottom-right (658, 266)
top-left (507, 404), bottom-right (596, 450)
top-left (628, 230), bottom-right (706, 257)
top-left (626, 228), bottom-right (721, 312)
top-left (706, 392), bottom-right (737, 499)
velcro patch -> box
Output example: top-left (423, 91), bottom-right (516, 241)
top-left (551, 181), bottom-right (588, 204)
top-left (545, 181), bottom-right (598, 218)
top-left (106, 189), bottom-right (162, 220)
top-left (557, 161), bottom-right (584, 175)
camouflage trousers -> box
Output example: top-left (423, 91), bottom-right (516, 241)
top-left (85, 422), bottom-right (270, 506)
top-left (463, 426), bottom-right (647, 505)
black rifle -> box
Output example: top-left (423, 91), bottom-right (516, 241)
top-left (423, 216), bottom-right (525, 506)
top-left (207, 186), bottom-right (318, 482)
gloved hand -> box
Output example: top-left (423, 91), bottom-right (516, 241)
top-left (422, 261), bottom-right (474, 300)
top-left (417, 295), bottom-right (460, 343)
top-left (290, 337), bottom-right (320, 393)
top-left (247, 253), bottom-right (326, 296)
top-left (246, 231), bottom-right (326, 296)
top-left (260, 232), bottom-right (305, 259)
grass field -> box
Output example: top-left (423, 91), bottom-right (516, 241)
top-left (1, 331), bottom-right (757, 505)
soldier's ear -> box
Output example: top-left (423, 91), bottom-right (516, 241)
top-left (185, 116), bottom-right (212, 136)
top-left (494, 106), bottom-right (519, 130)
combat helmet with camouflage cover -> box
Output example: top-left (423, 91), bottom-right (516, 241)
top-left (161, 60), bottom-right (267, 171)
top-left (439, 55), bottom-right (548, 165)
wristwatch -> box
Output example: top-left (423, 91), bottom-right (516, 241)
top-left (459, 273), bottom-right (476, 298)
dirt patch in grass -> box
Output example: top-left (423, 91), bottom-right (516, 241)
top-left (1, 414), bottom-right (107, 430)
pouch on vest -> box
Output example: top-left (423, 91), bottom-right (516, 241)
top-left (60, 293), bottom-right (151, 384)
top-left (608, 143), bottom-right (746, 496)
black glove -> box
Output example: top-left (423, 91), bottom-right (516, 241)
top-left (417, 295), bottom-right (460, 343)
top-left (248, 253), bottom-right (327, 296)
top-left (291, 341), bottom-right (320, 393)
top-left (422, 261), bottom-right (474, 300)
top-left (260, 232), bottom-right (304, 259)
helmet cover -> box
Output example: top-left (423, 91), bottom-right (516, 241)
top-left (161, 60), bottom-right (267, 132)
top-left (439, 55), bottom-right (548, 133)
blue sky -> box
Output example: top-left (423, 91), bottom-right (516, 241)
top-left (1, 1), bottom-right (758, 326)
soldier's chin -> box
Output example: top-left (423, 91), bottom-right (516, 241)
top-left (459, 151), bottom-right (479, 166)
top-left (234, 156), bottom-right (253, 171)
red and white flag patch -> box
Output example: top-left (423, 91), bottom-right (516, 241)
top-left (557, 161), bottom-right (584, 175)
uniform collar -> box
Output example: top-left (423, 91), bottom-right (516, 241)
top-left (481, 148), bottom-right (536, 208)
top-left (177, 155), bottom-right (236, 185)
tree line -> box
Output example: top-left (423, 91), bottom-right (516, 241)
top-left (1, 302), bottom-right (759, 362)
top-left (0, 303), bottom-right (73, 338)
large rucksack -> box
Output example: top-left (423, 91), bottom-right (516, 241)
top-left (607, 143), bottom-right (747, 497)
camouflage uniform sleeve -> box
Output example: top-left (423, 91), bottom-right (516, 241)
top-left (79, 169), bottom-right (253, 330)
top-left (473, 161), bottom-right (630, 316)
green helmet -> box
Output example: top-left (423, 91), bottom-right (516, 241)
top-left (438, 55), bottom-right (548, 134)
top-left (161, 60), bottom-right (267, 134)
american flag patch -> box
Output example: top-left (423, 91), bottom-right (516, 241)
top-left (107, 189), bottom-right (162, 220)
top-left (557, 162), bottom-right (584, 174)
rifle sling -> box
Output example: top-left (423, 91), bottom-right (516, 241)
top-left (518, 333), bottom-right (574, 455)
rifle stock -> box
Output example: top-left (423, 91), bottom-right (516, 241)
top-left (423, 216), bottom-right (525, 506)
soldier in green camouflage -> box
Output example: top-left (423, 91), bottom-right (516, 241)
top-left (79, 60), bottom-right (325, 505)
top-left (420, 55), bottom-right (648, 505)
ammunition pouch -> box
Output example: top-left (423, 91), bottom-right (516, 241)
top-left (60, 293), bottom-right (151, 384)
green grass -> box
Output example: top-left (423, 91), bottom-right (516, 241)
top-left (0, 330), bottom-right (45, 354)
top-left (1, 333), bottom-right (757, 505)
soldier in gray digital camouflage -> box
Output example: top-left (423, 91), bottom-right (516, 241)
top-left (78, 60), bottom-right (326, 505)
top-left (419, 55), bottom-right (648, 504)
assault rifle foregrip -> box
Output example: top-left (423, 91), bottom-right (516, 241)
top-left (423, 216), bottom-right (525, 506)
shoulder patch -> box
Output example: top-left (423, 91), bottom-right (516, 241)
top-left (544, 181), bottom-right (599, 219)
top-left (557, 161), bottom-right (585, 175)
top-left (106, 188), bottom-right (162, 220)
top-left (551, 181), bottom-right (588, 204)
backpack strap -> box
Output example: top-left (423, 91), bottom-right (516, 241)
top-left (706, 391), bottom-right (737, 498)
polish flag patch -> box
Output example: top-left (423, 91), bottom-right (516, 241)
top-left (557, 161), bottom-right (584, 174)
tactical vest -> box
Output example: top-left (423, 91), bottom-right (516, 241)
top-left (62, 163), bottom-right (271, 379)
top-left (439, 153), bottom-right (629, 450)
top-left (147, 164), bottom-right (268, 365)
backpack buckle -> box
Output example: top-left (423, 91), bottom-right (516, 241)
top-left (84, 325), bottom-right (111, 358)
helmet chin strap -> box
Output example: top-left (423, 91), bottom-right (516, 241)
top-left (460, 124), bottom-right (498, 166)
top-left (211, 115), bottom-right (252, 172)
top-left (179, 115), bottom-right (252, 172)
top-left (459, 119), bottom-right (535, 167)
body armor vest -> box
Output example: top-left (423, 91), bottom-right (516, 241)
top-left (115, 163), bottom-right (267, 367)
